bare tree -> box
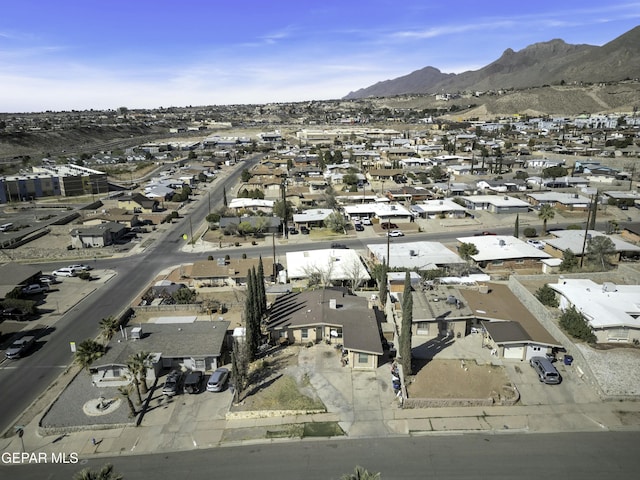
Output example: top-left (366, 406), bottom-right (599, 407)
top-left (342, 255), bottom-right (368, 291)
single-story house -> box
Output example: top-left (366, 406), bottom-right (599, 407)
top-left (544, 230), bottom-right (640, 260)
top-left (367, 241), bottom-right (465, 271)
top-left (266, 288), bottom-right (384, 370)
top-left (549, 279), bottom-right (640, 344)
top-left (456, 235), bottom-right (551, 271)
top-left (286, 249), bottom-right (371, 286)
top-left (90, 320), bottom-right (230, 387)
top-left (292, 208), bottom-right (335, 228)
top-left (459, 195), bottom-right (530, 214)
top-left (411, 199), bottom-right (467, 219)
top-left (190, 258), bottom-right (275, 287)
top-left (464, 283), bottom-right (562, 360)
top-left (228, 198), bottom-right (274, 214)
top-left (70, 221), bottom-right (128, 248)
top-left (408, 285), bottom-right (474, 339)
top-left (526, 192), bottom-right (591, 211)
top-left (219, 216), bottom-right (281, 235)
top-left (117, 193), bottom-right (160, 214)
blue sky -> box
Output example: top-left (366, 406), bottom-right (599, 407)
top-left (1, 0), bottom-right (639, 112)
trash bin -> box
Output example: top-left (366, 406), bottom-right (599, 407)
top-left (563, 355), bottom-right (574, 366)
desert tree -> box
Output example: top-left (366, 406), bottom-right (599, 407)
top-left (343, 255), bottom-right (367, 291)
top-left (586, 235), bottom-right (616, 270)
top-left (399, 271), bottom-right (413, 375)
top-left (323, 211), bottom-right (348, 233)
top-left (559, 248), bottom-right (579, 272)
top-left (230, 336), bottom-right (249, 403)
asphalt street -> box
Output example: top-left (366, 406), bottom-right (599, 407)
top-left (0, 154), bottom-right (263, 435)
top-left (3, 432), bottom-right (640, 479)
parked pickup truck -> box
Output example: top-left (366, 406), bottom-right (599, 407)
top-left (21, 284), bottom-right (50, 295)
top-left (6, 335), bottom-right (36, 359)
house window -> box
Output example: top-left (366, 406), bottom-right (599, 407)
top-left (515, 259), bottom-right (524, 264)
top-left (491, 260), bottom-right (504, 266)
top-left (358, 353), bottom-right (368, 364)
top-left (301, 328), bottom-right (309, 339)
top-left (194, 358), bottom-right (205, 371)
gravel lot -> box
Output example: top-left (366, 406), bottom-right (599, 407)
top-left (575, 344), bottom-right (640, 397)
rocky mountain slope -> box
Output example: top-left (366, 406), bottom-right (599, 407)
top-left (345, 26), bottom-right (640, 99)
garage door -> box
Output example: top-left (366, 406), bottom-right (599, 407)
top-left (503, 345), bottom-right (524, 359)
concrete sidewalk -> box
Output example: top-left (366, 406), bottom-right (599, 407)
top-left (3, 342), bottom-right (640, 461)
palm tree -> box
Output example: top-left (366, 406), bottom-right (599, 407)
top-left (127, 351), bottom-right (152, 396)
top-left (341, 466), bottom-right (381, 480)
top-left (117, 385), bottom-right (137, 418)
top-left (125, 358), bottom-right (143, 404)
top-left (74, 339), bottom-right (105, 371)
top-left (98, 316), bottom-right (119, 345)
top-left (73, 463), bottom-right (123, 480)
top-left (538, 204), bottom-right (555, 233)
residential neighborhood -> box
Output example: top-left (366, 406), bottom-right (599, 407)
top-left (1, 101), bottom-right (640, 467)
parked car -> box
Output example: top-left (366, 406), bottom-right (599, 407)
top-left (530, 356), bottom-right (562, 385)
top-left (380, 222), bottom-right (398, 230)
top-left (300, 226), bottom-right (310, 235)
top-left (526, 239), bottom-right (546, 249)
top-left (288, 227), bottom-right (299, 235)
top-left (183, 371), bottom-right (204, 394)
top-left (331, 243), bottom-right (348, 249)
top-left (52, 268), bottom-right (77, 277)
top-left (387, 230), bottom-right (404, 237)
top-left (354, 224), bottom-right (364, 231)
top-left (474, 231), bottom-right (497, 236)
top-left (68, 264), bottom-right (92, 271)
top-left (162, 370), bottom-right (183, 396)
top-left (1, 308), bottom-right (28, 321)
top-left (206, 367), bottom-right (229, 392)
top-left (21, 284), bottom-right (50, 295)
top-left (39, 274), bottom-right (60, 285)
top-left (5, 335), bottom-right (36, 359)
top-left (361, 218), bottom-right (372, 226)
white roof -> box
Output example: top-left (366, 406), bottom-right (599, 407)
top-left (292, 208), bottom-right (334, 223)
top-left (416, 199), bottom-right (466, 213)
top-left (456, 235), bottom-right (551, 261)
top-left (372, 203), bottom-right (413, 218)
top-left (546, 230), bottom-right (640, 254)
top-left (228, 198), bottom-right (274, 209)
top-left (461, 195), bottom-right (530, 207)
top-left (549, 279), bottom-right (640, 329)
top-left (527, 192), bottom-right (591, 204)
top-left (367, 241), bottom-right (464, 269)
top-left (286, 249), bottom-right (371, 282)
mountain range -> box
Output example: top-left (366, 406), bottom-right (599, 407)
top-left (344, 26), bottom-right (640, 99)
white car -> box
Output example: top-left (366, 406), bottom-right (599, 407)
top-left (52, 268), bottom-right (78, 277)
top-left (68, 264), bottom-right (92, 271)
top-left (526, 239), bottom-right (545, 249)
top-left (387, 230), bottom-right (404, 237)
top-left (361, 218), bottom-right (372, 225)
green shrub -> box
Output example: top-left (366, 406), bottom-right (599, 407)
top-left (523, 227), bottom-right (537, 238)
top-left (535, 285), bottom-right (558, 307)
top-left (559, 306), bottom-right (596, 343)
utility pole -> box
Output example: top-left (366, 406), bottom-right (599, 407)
top-left (580, 192), bottom-right (595, 268)
top-left (272, 233), bottom-right (277, 283)
top-left (189, 217), bottom-right (194, 248)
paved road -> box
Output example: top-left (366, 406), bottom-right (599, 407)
top-left (0, 154), bottom-right (263, 435)
top-left (3, 432), bottom-right (640, 479)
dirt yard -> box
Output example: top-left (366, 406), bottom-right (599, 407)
top-left (407, 359), bottom-right (511, 399)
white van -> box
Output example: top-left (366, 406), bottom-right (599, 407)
top-left (0, 223), bottom-right (13, 232)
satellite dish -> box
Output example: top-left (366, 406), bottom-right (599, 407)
top-left (330, 330), bottom-right (339, 337)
